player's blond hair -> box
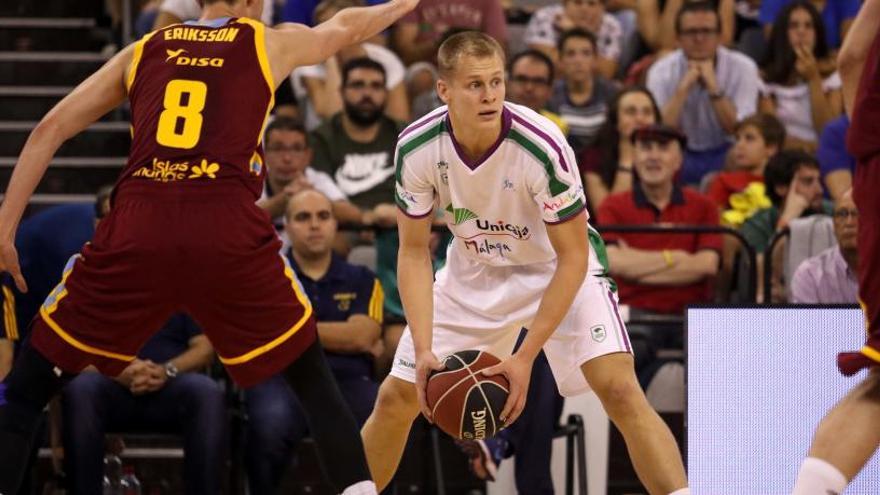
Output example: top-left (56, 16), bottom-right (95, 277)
top-left (437, 31), bottom-right (505, 79)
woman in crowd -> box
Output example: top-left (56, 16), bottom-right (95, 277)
top-left (758, 0), bottom-right (842, 153)
top-left (579, 86), bottom-right (661, 213)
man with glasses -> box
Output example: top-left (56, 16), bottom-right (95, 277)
top-left (258, 117), bottom-right (362, 249)
top-left (647, 0), bottom-right (759, 186)
top-left (790, 189), bottom-right (859, 304)
top-left (507, 49), bottom-right (568, 134)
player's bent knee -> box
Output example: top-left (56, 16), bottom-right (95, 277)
top-left (373, 376), bottom-right (420, 422)
top-left (593, 376), bottom-right (646, 418)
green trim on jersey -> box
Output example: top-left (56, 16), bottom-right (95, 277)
top-left (588, 227), bottom-right (617, 292)
top-left (395, 120), bottom-right (447, 185)
top-left (557, 199), bottom-right (584, 220)
top-left (507, 129), bottom-right (569, 196)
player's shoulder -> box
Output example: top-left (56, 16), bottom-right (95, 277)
top-left (397, 105), bottom-right (449, 145)
top-left (681, 187), bottom-right (717, 208)
top-left (506, 102), bottom-right (569, 146)
top-left (505, 102), bottom-right (576, 174)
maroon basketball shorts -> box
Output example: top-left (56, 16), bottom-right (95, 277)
top-left (846, 162), bottom-right (880, 369)
top-left (31, 186), bottom-right (316, 387)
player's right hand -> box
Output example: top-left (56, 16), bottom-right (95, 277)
top-left (415, 349), bottom-right (444, 423)
top-left (0, 240), bottom-right (27, 293)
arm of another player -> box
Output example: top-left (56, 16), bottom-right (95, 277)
top-left (397, 209), bottom-right (444, 421)
top-left (267, 0), bottom-right (419, 80)
top-left (838, 0), bottom-right (880, 116)
top-left (485, 210), bottom-right (590, 426)
top-left (0, 45), bottom-right (133, 292)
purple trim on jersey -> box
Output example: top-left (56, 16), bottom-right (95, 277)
top-left (510, 112), bottom-right (571, 173)
top-left (399, 109), bottom-right (448, 140)
top-left (396, 204), bottom-right (434, 219)
top-left (544, 204), bottom-right (586, 225)
top-left (607, 289), bottom-right (632, 353)
top-left (446, 107), bottom-right (513, 171)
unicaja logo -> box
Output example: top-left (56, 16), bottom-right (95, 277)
top-left (475, 219), bottom-right (531, 240)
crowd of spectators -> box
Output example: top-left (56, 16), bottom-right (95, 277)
top-left (0, 0), bottom-right (868, 492)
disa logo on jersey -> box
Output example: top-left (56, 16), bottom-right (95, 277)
top-left (474, 219), bottom-right (531, 240)
top-left (165, 49), bottom-right (224, 67)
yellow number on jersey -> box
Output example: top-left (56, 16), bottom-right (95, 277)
top-left (156, 79), bottom-right (207, 149)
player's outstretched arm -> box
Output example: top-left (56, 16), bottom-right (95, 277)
top-left (270, 0), bottom-right (419, 73)
top-left (0, 45), bottom-right (132, 291)
top-left (839, 0), bottom-right (880, 116)
top-left (396, 208), bottom-right (443, 421)
top-left (483, 210), bottom-right (589, 426)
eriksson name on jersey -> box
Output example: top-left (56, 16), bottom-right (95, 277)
top-left (163, 27), bottom-right (239, 43)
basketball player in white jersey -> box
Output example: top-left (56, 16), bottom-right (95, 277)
top-left (360, 31), bottom-right (689, 495)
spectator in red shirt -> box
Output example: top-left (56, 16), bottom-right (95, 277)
top-left (598, 124), bottom-right (722, 317)
top-left (705, 113), bottom-right (786, 210)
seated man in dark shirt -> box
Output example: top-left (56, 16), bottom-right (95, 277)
top-left (245, 189), bottom-right (383, 494)
top-left (60, 193), bottom-right (225, 495)
top-left (61, 316), bottom-right (224, 495)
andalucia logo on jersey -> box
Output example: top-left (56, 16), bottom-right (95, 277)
top-left (445, 204), bottom-right (478, 225)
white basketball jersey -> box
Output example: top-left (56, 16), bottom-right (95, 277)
top-left (395, 102), bottom-right (609, 277)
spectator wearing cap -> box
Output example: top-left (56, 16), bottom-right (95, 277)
top-left (598, 123), bottom-right (722, 318)
top-left (647, 1), bottom-right (760, 187)
top-left (790, 189), bottom-right (859, 304)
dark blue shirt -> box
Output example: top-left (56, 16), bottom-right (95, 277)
top-left (138, 314), bottom-right (202, 364)
top-left (817, 114), bottom-right (856, 178)
top-left (14, 204), bottom-right (95, 336)
top-left (288, 253), bottom-right (383, 380)
top-left (281, 0), bottom-right (387, 25)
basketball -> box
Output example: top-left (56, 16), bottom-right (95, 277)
top-left (426, 350), bottom-right (510, 441)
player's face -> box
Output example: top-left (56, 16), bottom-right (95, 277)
top-left (564, 0), bottom-right (605, 32)
top-left (787, 7), bottom-right (816, 52)
top-left (438, 54), bottom-right (506, 129)
top-left (792, 165), bottom-right (824, 210)
top-left (287, 192), bottom-right (337, 258)
top-left (732, 125), bottom-right (774, 170)
top-left (833, 194), bottom-right (858, 251)
top-left (507, 57), bottom-right (553, 112)
top-left (559, 37), bottom-right (595, 84)
top-left (677, 11), bottom-right (720, 61)
top-left (617, 91), bottom-right (657, 140)
top-left (265, 129), bottom-right (312, 185)
top-left (633, 139), bottom-right (682, 187)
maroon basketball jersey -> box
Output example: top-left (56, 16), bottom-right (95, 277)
top-left (120, 17), bottom-right (273, 199)
top-left (847, 27), bottom-right (880, 163)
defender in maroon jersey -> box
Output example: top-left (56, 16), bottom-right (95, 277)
top-left (791, 2), bottom-right (880, 494)
top-left (0, 0), bottom-right (418, 493)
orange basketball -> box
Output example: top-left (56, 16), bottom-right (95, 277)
top-left (426, 350), bottom-right (509, 440)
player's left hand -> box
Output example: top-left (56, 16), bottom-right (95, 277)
top-left (0, 240), bottom-right (27, 292)
top-left (482, 353), bottom-right (533, 427)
